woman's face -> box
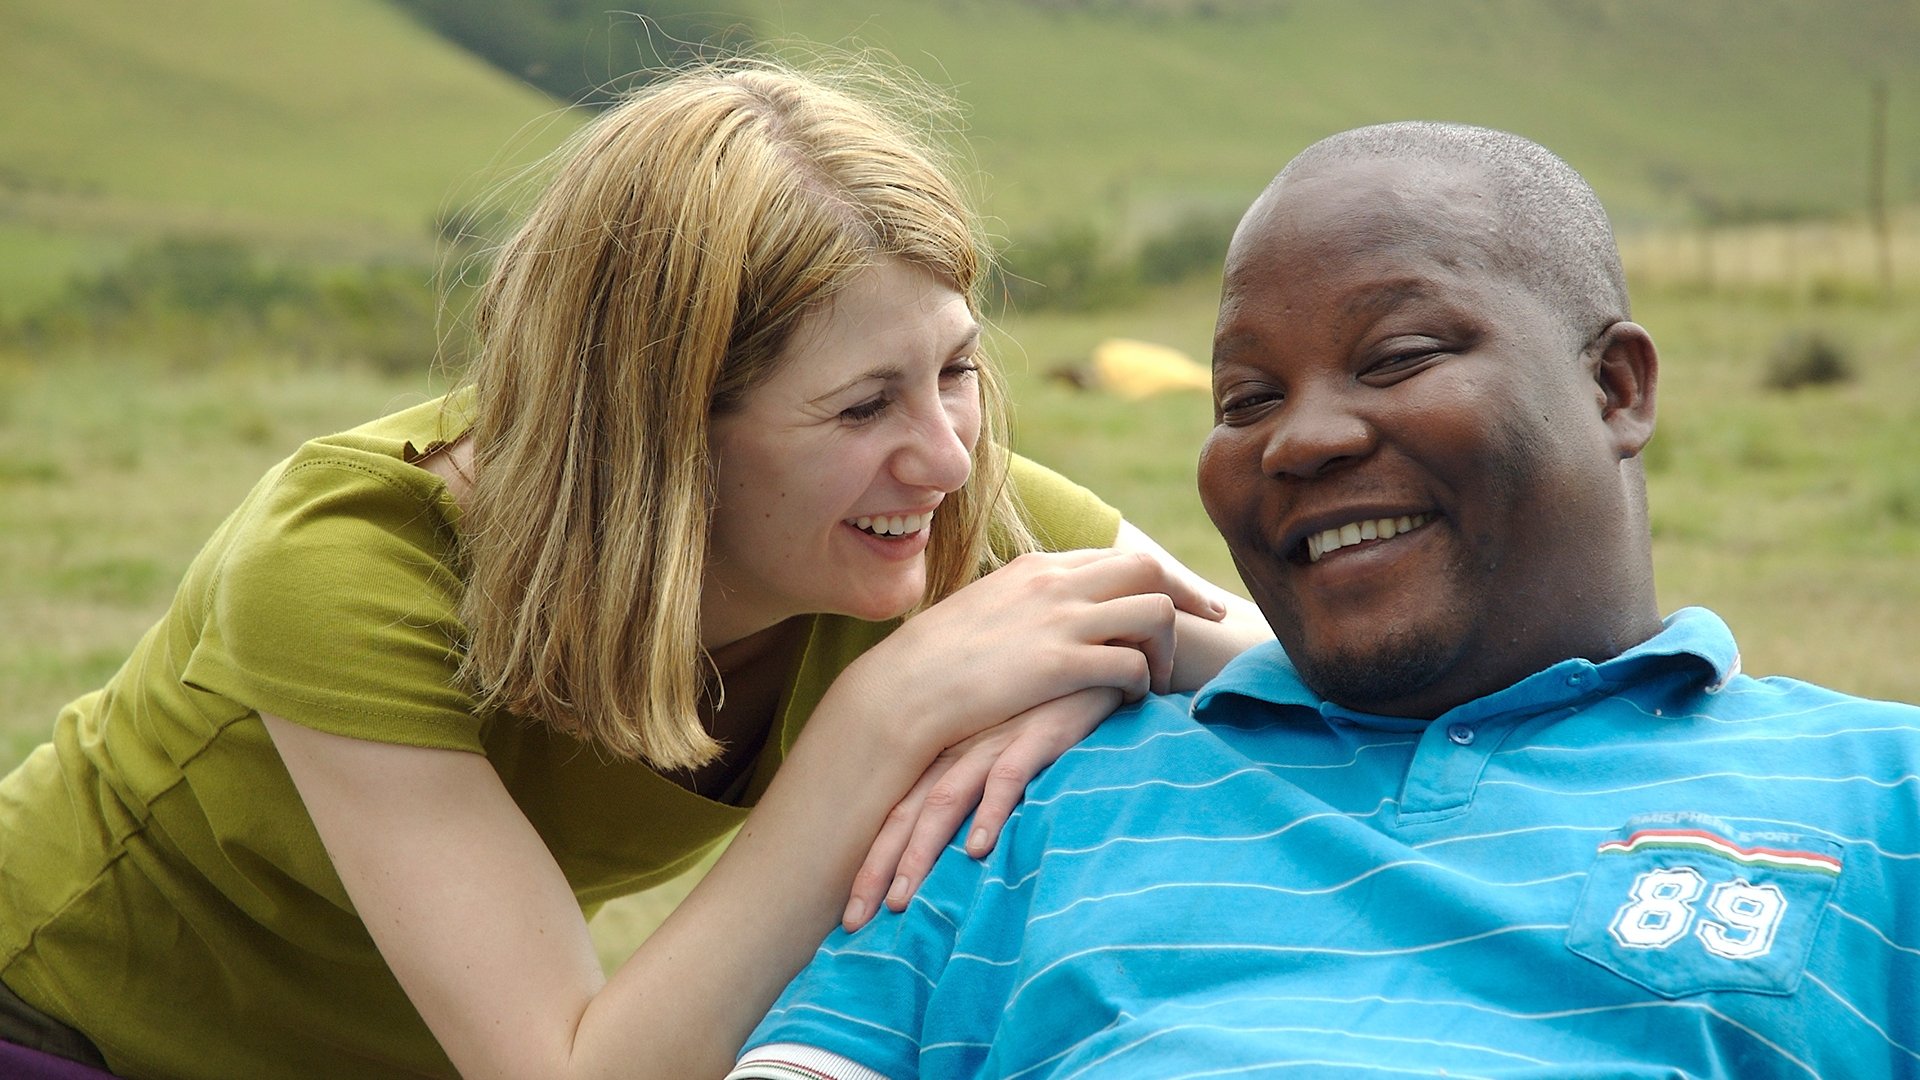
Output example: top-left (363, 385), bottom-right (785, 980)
top-left (704, 259), bottom-right (983, 648)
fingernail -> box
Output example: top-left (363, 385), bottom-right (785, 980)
top-left (843, 898), bottom-right (866, 928)
top-left (886, 875), bottom-right (909, 905)
top-left (967, 827), bottom-right (988, 855)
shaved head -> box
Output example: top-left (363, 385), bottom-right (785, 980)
top-left (1272, 122), bottom-right (1629, 350)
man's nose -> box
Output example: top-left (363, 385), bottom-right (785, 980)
top-left (1259, 391), bottom-right (1376, 479)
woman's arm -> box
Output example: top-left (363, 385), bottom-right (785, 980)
top-left (267, 547), bottom-right (1212, 1079)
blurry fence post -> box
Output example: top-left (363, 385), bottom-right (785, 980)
top-left (1869, 78), bottom-right (1892, 299)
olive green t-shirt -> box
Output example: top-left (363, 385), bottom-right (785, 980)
top-left (0, 395), bottom-right (1119, 1080)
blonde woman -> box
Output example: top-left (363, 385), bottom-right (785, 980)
top-left (0, 61), bottom-right (1266, 1078)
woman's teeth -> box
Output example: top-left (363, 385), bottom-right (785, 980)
top-left (850, 510), bottom-right (934, 537)
top-left (1306, 513), bottom-right (1432, 563)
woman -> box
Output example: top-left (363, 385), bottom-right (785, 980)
top-left (0, 60), bottom-right (1266, 1078)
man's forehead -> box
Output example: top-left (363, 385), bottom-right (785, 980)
top-left (1266, 155), bottom-right (1498, 237)
top-left (1226, 157), bottom-right (1511, 298)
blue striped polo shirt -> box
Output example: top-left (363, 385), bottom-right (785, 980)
top-left (737, 608), bottom-right (1920, 1079)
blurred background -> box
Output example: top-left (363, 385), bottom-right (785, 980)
top-left (3, 2), bottom-right (1916, 946)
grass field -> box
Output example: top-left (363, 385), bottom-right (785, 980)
top-left (3, 226), bottom-right (1915, 961)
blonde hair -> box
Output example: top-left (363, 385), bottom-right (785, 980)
top-left (455, 59), bottom-right (1034, 769)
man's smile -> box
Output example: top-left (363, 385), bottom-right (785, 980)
top-left (1301, 511), bottom-right (1435, 564)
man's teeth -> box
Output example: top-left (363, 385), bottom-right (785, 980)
top-left (1306, 513), bottom-right (1432, 563)
top-left (851, 510), bottom-right (934, 537)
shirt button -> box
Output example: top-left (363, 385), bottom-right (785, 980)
top-left (1448, 724), bottom-right (1475, 746)
top-left (1567, 670), bottom-right (1590, 688)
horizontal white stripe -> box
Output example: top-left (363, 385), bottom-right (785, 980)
top-left (1512, 718), bottom-right (1920, 755)
top-left (1051, 1020), bottom-right (1552, 1080)
top-left (1004, 927), bottom-right (1567, 1012)
top-left (1025, 766), bottom-right (1280, 808)
top-left (1829, 904), bottom-right (1920, 955)
top-left (1479, 769), bottom-right (1920, 799)
top-left (1023, 864), bottom-right (1588, 929)
top-left (1804, 971), bottom-right (1920, 1061)
top-left (813, 945), bottom-right (937, 991)
top-left (1061, 725), bottom-right (1210, 758)
top-left (1104, 992), bottom-right (1822, 1079)
top-left (985, 805), bottom-right (1382, 893)
top-left (760, 1003), bottom-right (916, 1048)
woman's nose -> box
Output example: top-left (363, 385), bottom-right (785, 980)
top-left (894, 396), bottom-right (976, 492)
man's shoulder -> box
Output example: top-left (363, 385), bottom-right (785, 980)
top-left (1709, 670), bottom-right (1920, 723)
top-left (1029, 641), bottom-right (1314, 797)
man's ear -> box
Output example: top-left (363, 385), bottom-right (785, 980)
top-left (1588, 321), bottom-right (1658, 458)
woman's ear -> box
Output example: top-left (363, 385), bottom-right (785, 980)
top-left (1589, 321), bottom-right (1658, 459)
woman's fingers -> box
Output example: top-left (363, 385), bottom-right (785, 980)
top-left (883, 745), bottom-right (1001, 912)
top-left (844, 765), bottom-right (943, 930)
top-left (1112, 520), bottom-right (1234, 621)
top-left (848, 687), bottom-right (1128, 923)
top-left (965, 689), bottom-right (1119, 856)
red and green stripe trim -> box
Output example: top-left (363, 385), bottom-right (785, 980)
top-left (1597, 828), bottom-right (1841, 875)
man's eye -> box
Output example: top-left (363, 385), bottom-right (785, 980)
top-left (1363, 347), bottom-right (1445, 382)
top-left (1217, 390), bottom-right (1281, 421)
top-left (840, 397), bottom-right (891, 423)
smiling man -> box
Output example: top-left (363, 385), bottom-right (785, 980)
top-left (726, 123), bottom-right (1920, 1079)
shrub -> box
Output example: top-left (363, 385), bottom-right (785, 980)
top-left (2, 237), bottom-right (463, 374)
top-left (1137, 208), bottom-right (1238, 285)
top-left (1761, 330), bottom-right (1855, 392)
top-left (990, 223), bottom-right (1140, 313)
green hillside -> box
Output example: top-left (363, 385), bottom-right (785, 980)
top-left (744, 0), bottom-right (1918, 235)
top-left (0, 0), bottom-right (571, 308)
top-left (2, 0), bottom-right (1915, 311)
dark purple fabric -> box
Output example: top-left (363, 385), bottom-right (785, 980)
top-left (0, 1038), bottom-right (117, 1078)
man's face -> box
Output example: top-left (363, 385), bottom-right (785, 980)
top-left (1199, 156), bottom-right (1643, 717)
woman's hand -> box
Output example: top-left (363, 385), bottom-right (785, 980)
top-left (828, 532), bottom-right (1270, 931)
top-left (827, 548), bottom-right (1221, 755)
top-left (844, 686), bottom-right (1121, 929)
top-left (1111, 521), bottom-right (1273, 692)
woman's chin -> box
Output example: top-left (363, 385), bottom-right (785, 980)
top-left (835, 581), bottom-right (929, 623)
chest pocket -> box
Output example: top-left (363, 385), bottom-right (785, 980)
top-left (1564, 816), bottom-right (1841, 998)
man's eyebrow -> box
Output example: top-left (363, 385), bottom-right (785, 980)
top-left (1344, 279), bottom-right (1432, 316)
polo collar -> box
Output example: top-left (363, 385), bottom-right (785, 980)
top-left (1192, 606), bottom-right (1740, 727)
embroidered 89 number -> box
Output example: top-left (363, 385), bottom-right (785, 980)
top-left (1608, 867), bottom-right (1786, 960)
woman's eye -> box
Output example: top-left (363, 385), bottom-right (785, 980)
top-left (940, 360), bottom-right (980, 386)
top-left (839, 396), bottom-right (891, 423)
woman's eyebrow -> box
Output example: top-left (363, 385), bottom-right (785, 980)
top-left (952, 323), bottom-right (982, 354)
top-left (810, 367), bottom-right (903, 406)
top-left (807, 323), bottom-right (981, 404)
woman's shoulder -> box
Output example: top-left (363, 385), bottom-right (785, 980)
top-left (175, 395), bottom-right (479, 750)
top-left (1002, 453), bottom-right (1121, 554)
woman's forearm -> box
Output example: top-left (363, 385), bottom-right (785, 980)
top-left (573, 687), bottom-right (927, 1077)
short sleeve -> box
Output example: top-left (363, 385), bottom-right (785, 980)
top-left (181, 449), bottom-right (482, 751)
top-left (740, 836), bottom-right (992, 1079)
top-left (1005, 454), bottom-right (1121, 554)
